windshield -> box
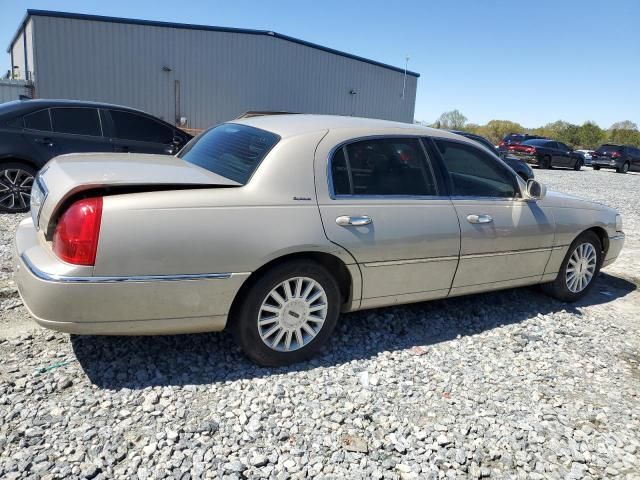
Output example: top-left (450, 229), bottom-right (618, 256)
top-left (179, 123), bottom-right (280, 184)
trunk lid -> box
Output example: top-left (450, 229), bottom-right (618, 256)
top-left (33, 152), bottom-right (240, 233)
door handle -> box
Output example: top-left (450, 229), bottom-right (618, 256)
top-left (467, 214), bottom-right (493, 224)
top-left (34, 137), bottom-right (54, 147)
top-left (336, 215), bottom-right (372, 227)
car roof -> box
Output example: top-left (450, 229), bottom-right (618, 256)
top-left (0, 98), bottom-right (153, 116)
top-left (231, 114), bottom-right (465, 141)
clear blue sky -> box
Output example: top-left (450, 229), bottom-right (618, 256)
top-left (2, 0), bottom-right (638, 129)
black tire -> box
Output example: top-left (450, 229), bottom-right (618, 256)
top-left (543, 155), bottom-right (552, 169)
top-left (592, 165), bottom-right (600, 170)
top-left (542, 231), bottom-right (603, 302)
top-left (616, 162), bottom-right (630, 174)
top-left (0, 162), bottom-right (36, 214)
top-left (573, 159), bottom-right (583, 171)
top-left (230, 260), bottom-right (341, 367)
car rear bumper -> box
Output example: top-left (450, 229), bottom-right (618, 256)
top-left (603, 233), bottom-right (625, 268)
top-left (13, 218), bottom-right (249, 335)
top-left (591, 160), bottom-right (620, 169)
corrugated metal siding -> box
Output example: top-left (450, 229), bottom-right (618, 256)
top-left (10, 31), bottom-right (25, 80)
top-left (31, 15), bottom-right (417, 129)
top-left (0, 80), bottom-right (32, 103)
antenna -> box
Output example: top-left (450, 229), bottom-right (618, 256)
top-left (402, 56), bottom-right (410, 99)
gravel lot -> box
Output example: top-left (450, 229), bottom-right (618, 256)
top-left (1, 168), bottom-right (639, 479)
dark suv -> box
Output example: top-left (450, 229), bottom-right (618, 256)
top-left (0, 99), bottom-right (192, 212)
top-left (591, 144), bottom-right (640, 173)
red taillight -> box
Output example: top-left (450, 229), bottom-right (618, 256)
top-left (526, 146), bottom-right (536, 154)
top-left (499, 140), bottom-right (505, 147)
top-left (52, 197), bottom-right (103, 266)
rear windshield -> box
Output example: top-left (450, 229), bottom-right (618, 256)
top-left (521, 139), bottom-right (549, 146)
top-left (179, 123), bottom-right (280, 184)
top-left (596, 144), bottom-right (622, 154)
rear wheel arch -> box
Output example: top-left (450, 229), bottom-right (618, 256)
top-left (0, 155), bottom-right (39, 171)
top-left (228, 251), bottom-right (354, 325)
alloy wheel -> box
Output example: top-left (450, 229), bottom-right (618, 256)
top-left (565, 242), bottom-right (597, 293)
top-left (0, 168), bottom-right (34, 212)
top-left (257, 276), bottom-right (328, 352)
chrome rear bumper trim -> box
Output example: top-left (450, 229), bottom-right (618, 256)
top-left (21, 254), bottom-right (233, 283)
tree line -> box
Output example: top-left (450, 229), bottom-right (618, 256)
top-left (422, 110), bottom-right (640, 150)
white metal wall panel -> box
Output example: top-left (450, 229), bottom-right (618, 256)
top-left (30, 15), bottom-right (417, 130)
top-left (0, 80), bottom-right (31, 103)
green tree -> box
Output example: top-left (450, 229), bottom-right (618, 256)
top-left (436, 110), bottom-right (468, 130)
top-left (575, 122), bottom-right (605, 149)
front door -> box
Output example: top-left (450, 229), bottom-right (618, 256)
top-left (430, 138), bottom-right (555, 296)
top-left (315, 135), bottom-right (461, 309)
top-left (106, 109), bottom-right (177, 155)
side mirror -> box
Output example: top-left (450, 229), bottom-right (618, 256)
top-left (526, 179), bottom-right (547, 200)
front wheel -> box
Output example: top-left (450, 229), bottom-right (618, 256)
top-left (574, 160), bottom-right (583, 171)
top-left (230, 260), bottom-right (341, 366)
top-left (592, 165), bottom-right (600, 170)
top-left (542, 231), bottom-right (602, 302)
top-left (0, 162), bottom-right (36, 213)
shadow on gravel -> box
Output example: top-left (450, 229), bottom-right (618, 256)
top-left (71, 272), bottom-right (636, 389)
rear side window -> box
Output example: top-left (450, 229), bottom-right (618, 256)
top-left (331, 138), bottom-right (438, 196)
top-left (435, 140), bottom-right (516, 198)
top-left (110, 110), bottom-right (174, 143)
top-left (51, 108), bottom-right (102, 136)
top-left (178, 123), bottom-right (279, 185)
top-left (23, 109), bottom-right (51, 131)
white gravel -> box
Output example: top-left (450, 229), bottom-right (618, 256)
top-left (1, 168), bottom-right (639, 479)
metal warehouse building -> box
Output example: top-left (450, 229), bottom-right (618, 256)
top-left (7, 10), bottom-right (419, 131)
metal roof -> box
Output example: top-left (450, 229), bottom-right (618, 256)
top-left (8, 9), bottom-right (420, 78)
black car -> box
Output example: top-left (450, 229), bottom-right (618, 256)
top-left (506, 139), bottom-right (584, 170)
top-left (591, 144), bottom-right (640, 174)
top-left (0, 99), bottom-right (192, 213)
top-left (448, 130), bottom-right (534, 181)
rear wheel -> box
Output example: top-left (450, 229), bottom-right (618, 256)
top-left (230, 260), bottom-right (341, 366)
top-left (574, 159), bottom-right (583, 171)
top-left (542, 155), bottom-right (552, 169)
top-left (0, 162), bottom-right (36, 213)
top-left (542, 231), bottom-right (602, 302)
top-left (592, 165), bottom-right (600, 170)
top-left (617, 162), bottom-right (630, 174)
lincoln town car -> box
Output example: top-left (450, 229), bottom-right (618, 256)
top-left (14, 115), bottom-right (625, 366)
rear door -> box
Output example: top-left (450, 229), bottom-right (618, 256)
top-left (556, 142), bottom-right (574, 167)
top-left (21, 108), bottom-right (59, 162)
top-left (315, 134), bottom-right (461, 309)
top-left (430, 138), bottom-right (555, 295)
top-left (106, 109), bottom-right (178, 155)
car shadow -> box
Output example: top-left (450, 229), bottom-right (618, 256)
top-left (71, 272), bottom-right (636, 389)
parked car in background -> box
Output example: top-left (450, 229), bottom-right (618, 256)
top-left (14, 115), bottom-right (624, 366)
top-left (449, 130), bottom-right (534, 181)
top-left (0, 99), bottom-right (193, 213)
top-left (507, 139), bottom-right (584, 170)
top-left (498, 133), bottom-right (546, 150)
top-left (574, 149), bottom-right (594, 166)
top-left (591, 144), bottom-right (640, 174)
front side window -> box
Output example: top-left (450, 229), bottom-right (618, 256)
top-left (178, 123), bottom-right (279, 185)
top-left (434, 140), bottom-right (516, 198)
top-left (23, 109), bottom-right (51, 131)
top-left (51, 108), bottom-right (102, 136)
top-left (110, 110), bottom-right (174, 144)
top-left (331, 138), bottom-right (437, 196)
